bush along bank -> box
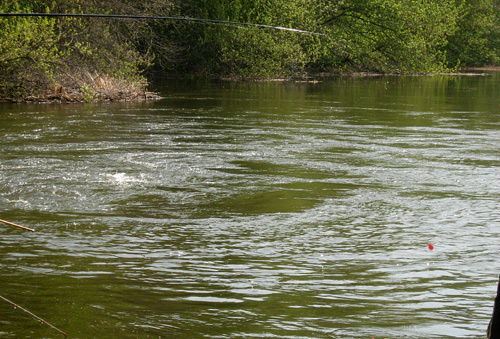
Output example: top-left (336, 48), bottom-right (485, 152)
top-left (0, 1), bottom-right (160, 103)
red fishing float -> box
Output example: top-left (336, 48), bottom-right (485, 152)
top-left (428, 243), bottom-right (434, 250)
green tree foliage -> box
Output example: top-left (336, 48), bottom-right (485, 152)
top-left (167, 0), bottom-right (494, 77)
top-left (317, 0), bottom-right (460, 73)
top-left (167, 0), bottom-right (324, 78)
top-left (445, 0), bottom-right (500, 67)
top-left (0, 2), bottom-right (63, 97)
top-left (168, 0), bottom-right (500, 77)
top-left (0, 0), bottom-right (167, 100)
top-left (218, 0), bottom-right (325, 78)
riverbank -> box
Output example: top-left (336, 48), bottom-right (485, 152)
top-left (2, 68), bottom-right (498, 104)
top-left (0, 75), bottom-right (161, 104)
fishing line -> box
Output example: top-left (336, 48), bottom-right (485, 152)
top-left (0, 295), bottom-right (67, 338)
top-left (0, 12), bottom-right (325, 35)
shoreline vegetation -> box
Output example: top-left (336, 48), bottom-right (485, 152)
top-left (2, 66), bottom-right (498, 104)
top-left (1, 0), bottom-right (500, 104)
top-left (3, 68), bottom-right (498, 104)
top-left (0, 75), bottom-right (161, 103)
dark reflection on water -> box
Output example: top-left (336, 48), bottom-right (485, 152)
top-left (1, 74), bottom-right (500, 338)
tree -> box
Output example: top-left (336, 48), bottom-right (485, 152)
top-left (318, 0), bottom-right (460, 73)
top-left (0, 0), bottom-right (173, 101)
top-left (0, 2), bottom-right (64, 98)
top-left (445, 0), bottom-right (500, 67)
top-left (165, 0), bottom-right (325, 78)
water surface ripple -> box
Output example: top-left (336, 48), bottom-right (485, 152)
top-left (1, 76), bottom-right (500, 338)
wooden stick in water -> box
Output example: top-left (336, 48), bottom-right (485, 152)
top-left (0, 219), bottom-right (35, 232)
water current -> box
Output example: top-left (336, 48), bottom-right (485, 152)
top-left (1, 74), bottom-right (500, 338)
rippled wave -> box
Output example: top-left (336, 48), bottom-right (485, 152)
top-left (1, 77), bottom-right (500, 338)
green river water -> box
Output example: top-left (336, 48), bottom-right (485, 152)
top-left (1, 74), bottom-right (500, 338)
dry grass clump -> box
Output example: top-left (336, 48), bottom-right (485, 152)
top-left (20, 72), bottom-right (160, 103)
top-left (79, 73), bottom-right (160, 102)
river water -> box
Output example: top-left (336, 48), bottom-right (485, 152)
top-left (1, 74), bottom-right (500, 338)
